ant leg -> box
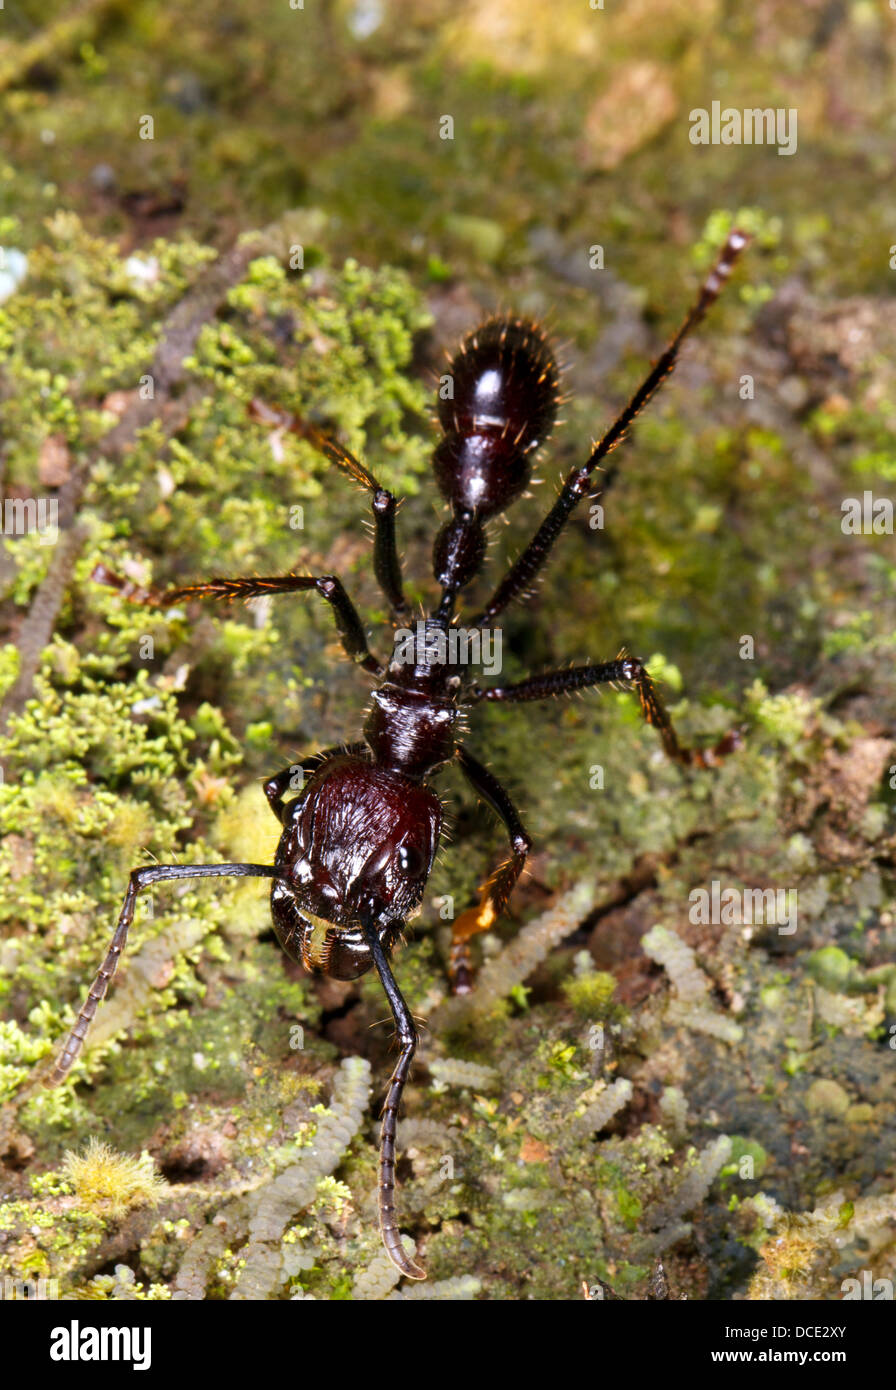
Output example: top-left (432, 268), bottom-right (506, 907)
top-left (450, 745), bottom-right (531, 993)
top-left (263, 742), bottom-right (368, 823)
top-left (467, 657), bottom-right (741, 768)
top-left (361, 914), bottom-right (425, 1281)
top-left (470, 231), bottom-right (749, 626)
top-left (249, 400), bottom-right (409, 620)
top-left (93, 565), bottom-right (383, 676)
top-left (44, 862), bottom-right (279, 1087)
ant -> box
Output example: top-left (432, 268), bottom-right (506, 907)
top-left (46, 230), bottom-right (748, 1282)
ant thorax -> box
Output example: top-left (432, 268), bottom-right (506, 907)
top-left (364, 694), bottom-right (458, 785)
top-left (389, 616), bottom-right (499, 683)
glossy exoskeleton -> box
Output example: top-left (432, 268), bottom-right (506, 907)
top-left (47, 231), bottom-right (748, 1281)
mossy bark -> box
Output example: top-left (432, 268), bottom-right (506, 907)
top-left (1, 0), bottom-right (895, 1300)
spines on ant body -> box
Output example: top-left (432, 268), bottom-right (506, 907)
top-left (432, 318), bottom-right (560, 609)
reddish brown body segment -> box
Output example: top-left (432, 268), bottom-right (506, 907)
top-left (271, 757), bottom-right (441, 979)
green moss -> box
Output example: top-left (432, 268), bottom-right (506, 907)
top-left (807, 947), bottom-right (857, 993)
top-left (562, 969), bottom-right (618, 1021)
top-left (747, 682), bottom-right (818, 749)
top-left (720, 1137), bottom-right (769, 1184)
top-left (615, 1184), bottom-right (644, 1231)
top-left (62, 1138), bottom-right (168, 1216)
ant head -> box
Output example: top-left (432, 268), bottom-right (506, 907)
top-left (270, 755), bottom-right (441, 979)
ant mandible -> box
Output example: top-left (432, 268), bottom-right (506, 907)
top-left (46, 230), bottom-right (748, 1281)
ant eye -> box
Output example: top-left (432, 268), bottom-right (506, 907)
top-left (397, 845), bottom-right (421, 874)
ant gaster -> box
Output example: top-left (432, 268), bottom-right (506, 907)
top-left (47, 231), bottom-right (749, 1281)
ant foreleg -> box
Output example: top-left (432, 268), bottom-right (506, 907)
top-left (362, 913), bottom-right (425, 1281)
top-left (450, 745), bottom-right (531, 993)
top-left (263, 743), bottom-right (368, 823)
top-left (470, 230), bottom-right (749, 626)
top-left (249, 400), bottom-right (409, 621)
top-left (468, 658), bottom-right (741, 767)
top-left (93, 565), bottom-right (384, 676)
top-left (44, 862), bottom-right (279, 1087)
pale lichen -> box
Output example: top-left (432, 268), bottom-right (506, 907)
top-left (644, 1136), bottom-right (733, 1249)
top-left (431, 882), bottom-right (597, 1027)
top-left (642, 924), bottom-right (743, 1043)
top-left (658, 1086), bottom-right (688, 1142)
top-left (570, 1077), bottom-right (633, 1137)
top-left (427, 1057), bottom-right (499, 1091)
top-left (351, 1242), bottom-right (413, 1301)
top-left (386, 1275), bottom-right (482, 1300)
top-left (171, 1213), bottom-right (245, 1302)
top-left (230, 1056), bottom-right (371, 1299)
top-left (65, 1262), bottom-right (171, 1302)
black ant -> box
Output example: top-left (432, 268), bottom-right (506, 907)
top-left (46, 231), bottom-right (748, 1281)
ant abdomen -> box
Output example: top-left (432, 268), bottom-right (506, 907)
top-left (435, 318), bottom-right (560, 522)
top-left (432, 431), bottom-right (529, 517)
